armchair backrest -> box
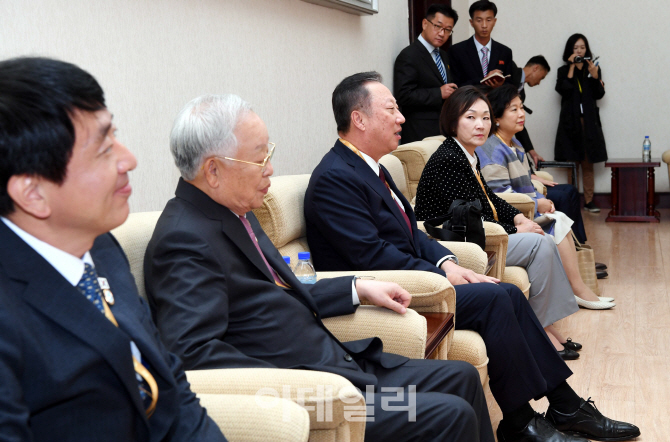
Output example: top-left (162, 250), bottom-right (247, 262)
top-left (252, 174), bottom-right (311, 264)
top-left (391, 139), bottom-right (444, 200)
top-left (379, 154), bottom-right (410, 201)
top-left (110, 211), bottom-right (162, 300)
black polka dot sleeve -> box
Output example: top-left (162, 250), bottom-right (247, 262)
top-left (414, 137), bottom-right (520, 234)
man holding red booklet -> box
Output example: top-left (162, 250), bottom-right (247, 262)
top-left (448, 0), bottom-right (514, 88)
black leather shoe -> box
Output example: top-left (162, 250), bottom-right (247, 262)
top-left (547, 397), bottom-right (641, 441)
top-left (558, 348), bottom-right (580, 360)
top-left (596, 270), bottom-right (608, 279)
top-left (595, 262), bottom-right (608, 270)
top-left (562, 338), bottom-right (582, 351)
top-left (497, 413), bottom-right (589, 441)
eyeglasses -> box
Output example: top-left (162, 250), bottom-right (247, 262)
top-left (214, 142), bottom-right (275, 173)
top-left (426, 19), bottom-right (453, 35)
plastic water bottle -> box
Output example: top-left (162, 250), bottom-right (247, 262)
top-left (282, 256), bottom-right (291, 269)
top-left (294, 252), bottom-right (317, 284)
top-left (642, 136), bottom-right (651, 162)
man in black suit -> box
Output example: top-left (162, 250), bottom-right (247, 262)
top-left (304, 71), bottom-right (640, 442)
top-left (448, 1), bottom-right (513, 88)
top-left (145, 94), bottom-right (494, 442)
top-left (0, 57), bottom-right (225, 441)
top-left (393, 4), bottom-right (459, 143)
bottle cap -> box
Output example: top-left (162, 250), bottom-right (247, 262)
top-left (298, 251), bottom-right (311, 260)
top-left (645, 136), bottom-right (649, 138)
top-left (283, 256), bottom-right (291, 264)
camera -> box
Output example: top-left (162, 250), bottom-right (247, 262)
top-left (573, 56), bottom-right (591, 63)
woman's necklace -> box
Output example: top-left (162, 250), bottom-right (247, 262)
top-left (495, 133), bottom-right (514, 148)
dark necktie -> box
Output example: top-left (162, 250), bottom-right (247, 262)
top-left (239, 215), bottom-right (290, 288)
top-left (378, 168), bottom-right (413, 233)
top-left (76, 263), bottom-right (158, 417)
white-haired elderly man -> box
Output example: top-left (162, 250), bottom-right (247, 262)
top-left (144, 94), bottom-right (496, 442)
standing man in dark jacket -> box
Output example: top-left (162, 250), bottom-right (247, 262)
top-left (448, 1), bottom-right (513, 88)
top-left (393, 4), bottom-right (459, 144)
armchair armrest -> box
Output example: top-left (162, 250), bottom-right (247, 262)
top-left (534, 170), bottom-right (554, 181)
top-left (531, 179), bottom-right (547, 196)
top-left (186, 368), bottom-right (366, 439)
top-left (436, 241), bottom-right (487, 275)
top-left (497, 193), bottom-right (534, 219)
top-left (322, 306), bottom-right (427, 359)
top-left (197, 394), bottom-right (310, 442)
top-left (483, 222), bottom-right (507, 279)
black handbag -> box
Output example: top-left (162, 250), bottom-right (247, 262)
top-left (423, 200), bottom-right (486, 250)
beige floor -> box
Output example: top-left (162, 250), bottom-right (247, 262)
top-left (486, 208), bottom-right (670, 441)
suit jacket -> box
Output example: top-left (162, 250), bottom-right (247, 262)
top-left (0, 222), bottom-right (224, 442)
top-left (510, 62), bottom-right (535, 154)
top-left (394, 39), bottom-right (452, 144)
top-left (304, 140), bottom-right (452, 276)
top-left (448, 36), bottom-right (514, 87)
top-left (144, 179), bottom-right (408, 392)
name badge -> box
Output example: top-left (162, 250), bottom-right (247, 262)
top-left (97, 277), bottom-right (115, 305)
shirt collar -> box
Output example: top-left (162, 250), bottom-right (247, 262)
top-left (417, 34), bottom-right (437, 54)
top-left (453, 137), bottom-right (478, 170)
top-left (473, 36), bottom-right (492, 54)
top-left (1, 217), bottom-right (93, 286)
top-left (340, 138), bottom-right (381, 176)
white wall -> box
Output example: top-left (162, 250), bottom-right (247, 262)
top-left (0, 0), bottom-right (409, 212)
top-left (452, 0), bottom-right (670, 193)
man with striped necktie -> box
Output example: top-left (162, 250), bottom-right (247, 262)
top-left (394, 4), bottom-right (459, 144)
top-left (0, 57), bottom-right (226, 441)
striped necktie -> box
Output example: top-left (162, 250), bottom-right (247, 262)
top-left (481, 47), bottom-right (489, 76)
top-left (432, 48), bottom-right (448, 84)
top-left (76, 264), bottom-right (158, 417)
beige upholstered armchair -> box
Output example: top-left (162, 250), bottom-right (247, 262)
top-left (662, 150), bottom-right (670, 182)
top-left (252, 173), bottom-right (489, 384)
top-left (112, 212), bottom-right (370, 442)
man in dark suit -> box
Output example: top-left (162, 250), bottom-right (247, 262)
top-left (448, 1), bottom-right (513, 88)
top-left (304, 71), bottom-right (640, 442)
top-left (145, 94), bottom-right (494, 442)
top-left (393, 4), bottom-right (459, 143)
top-left (0, 57), bottom-right (225, 441)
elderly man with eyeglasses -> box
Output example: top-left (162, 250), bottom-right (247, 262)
top-left (145, 94), bottom-right (497, 442)
top-left (393, 3), bottom-right (459, 144)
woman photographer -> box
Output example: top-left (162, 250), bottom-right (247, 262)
top-left (414, 86), bottom-right (582, 358)
top-left (555, 33), bottom-right (606, 213)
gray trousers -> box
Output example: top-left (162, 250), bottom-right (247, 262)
top-left (506, 233), bottom-right (579, 327)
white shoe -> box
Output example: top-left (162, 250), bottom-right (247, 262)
top-left (575, 296), bottom-right (616, 310)
top-left (598, 296), bottom-right (615, 302)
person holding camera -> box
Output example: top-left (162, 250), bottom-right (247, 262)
top-left (554, 33), bottom-right (606, 213)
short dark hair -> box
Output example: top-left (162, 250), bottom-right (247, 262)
top-left (562, 33), bottom-right (593, 63)
top-left (332, 71), bottom-right (382, 134)
top-left (469, 0), bottom-right (497, 18)
top-left (0, 57), bottom-right (105, 216)
top-left (485, 84), bottom-right (521, 131)
top-left (525, 55), bottom-right (551, 73)
top-left (440, 86), bottom-right (493, 138)
top-left (425, 4), bottom-right (459, 24)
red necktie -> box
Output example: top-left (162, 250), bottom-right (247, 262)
top-left (379, 168), bottom-right (413, 233)
top-left (239, 215), bottom-right (289, 288)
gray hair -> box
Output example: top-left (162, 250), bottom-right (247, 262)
top-left (170, 94), bottom-right (252, 180)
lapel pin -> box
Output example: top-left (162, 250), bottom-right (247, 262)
top-left (97, 277), bottom-right (115, 305)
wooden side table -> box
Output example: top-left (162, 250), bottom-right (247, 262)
top-left (418, 312), bottom-right (454, 359)
top-left (604, 158), bottom-right (660, 222)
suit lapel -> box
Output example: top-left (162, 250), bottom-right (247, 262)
top-left (467, 37), bottom-right (484, 77)
top-left (489, 40), bottom-right (501, 71)
top-left (414, 40), bottom-right (445, 84)
top-left (0, 224), bottom-right (149, 421)
top-left (334, 142), bottom-right (416, 247)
